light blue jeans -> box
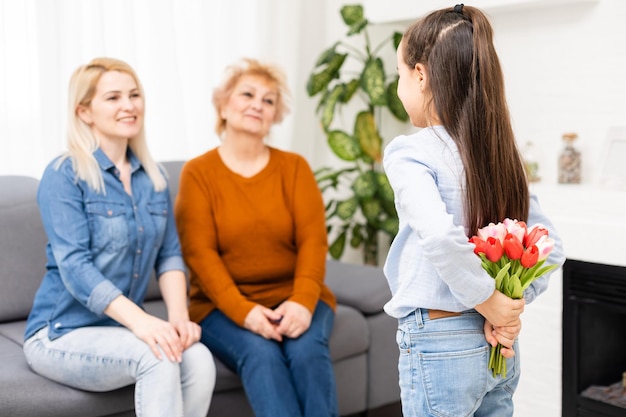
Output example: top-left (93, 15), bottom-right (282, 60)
top-left (24, 326), bottom-right (216, 417)
top-left (396, 308), bottom-right (520, 417)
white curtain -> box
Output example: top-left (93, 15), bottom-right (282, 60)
top-left (0, 0), bottom-right (326, 178)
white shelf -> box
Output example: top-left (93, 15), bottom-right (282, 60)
top-left (364, 0), bottom-right (601, 24)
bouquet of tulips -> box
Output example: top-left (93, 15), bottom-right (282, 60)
top-left (469, 218), bottom-right (558, 377)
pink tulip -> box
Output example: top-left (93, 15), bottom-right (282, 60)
top-left (478, 222), bottom-right (507, 244)
top-left (503, 218), bottom-right (526, 242)
top-left (485, 236), bottom-right (504, 263)
top-left (520, 245), bottom-right (539, 268)
top-left (469, 236), bottom-right (487, 255)
top-left (534, 235), bottom-right (555, 261)
top-left (524, 224), bottom-right (548, 248)
top-left (503, 233), bottom-right (524, 260)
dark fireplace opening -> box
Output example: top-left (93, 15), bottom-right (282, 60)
top-left (562, 259), bottom-right (626, 417)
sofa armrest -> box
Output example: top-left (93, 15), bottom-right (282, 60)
top-left (324, 260), bottom-right (391, 315)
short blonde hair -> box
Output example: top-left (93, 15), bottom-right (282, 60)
top-left (212, 58), bottom-right (291, 136)
top-left (59, 57), bottom-right (165, 193)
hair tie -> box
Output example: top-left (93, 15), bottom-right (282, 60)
top-left (454, 4), bottom-right (464, 13)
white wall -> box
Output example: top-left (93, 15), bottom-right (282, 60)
top-left (321, 0), bottom-right (626, 186)
top-left (492, 0), bottom-right (626, 186)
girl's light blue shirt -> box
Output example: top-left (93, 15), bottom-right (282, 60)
top-left (382, 126), bottom-right (565, 319)
top-left (24, 149), bottom-right (185, 340)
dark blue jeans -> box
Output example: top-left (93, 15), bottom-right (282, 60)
top-left (200, 300), bottom-right (338, 417)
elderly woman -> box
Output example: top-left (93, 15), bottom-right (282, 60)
top-left (175, 58), bottom-right (338, 417)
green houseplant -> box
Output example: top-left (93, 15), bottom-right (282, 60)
top-left (306, 4), bottom-right (408, 265)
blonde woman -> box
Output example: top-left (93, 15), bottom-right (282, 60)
top-left (23, 57), bottom-right (215, 417)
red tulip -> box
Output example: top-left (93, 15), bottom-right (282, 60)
top-left (503, 233), bottom-right (524, 260)
top-left (520, 245), bottom-right (539, 268)
top-left (485, 236), bottom-right (504, 263)
top-left (524, 224), bottom-right (549, 248)
top-left (469, 236), bottom-right (487, 255)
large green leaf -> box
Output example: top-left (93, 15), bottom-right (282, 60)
top-left (352, 171), bottom-right (377, 199)
top-left (306, 53), bottom-right (347, 96)
top-left (393, 32), bottom-right (403, 50)
top-left (340, 5), bottom-right (364, 26)
top-left (329, 229), bottom-right (347, 259)
top-left (386, 78), bottom-right (409, 122)
top-left (375, 172), bottom-right (395, 202)
top-left (314, 43), bottom-right (339, 67)
top-left (321, 84), bottom-right (345, 130)
top-left (328, 130), bottom-right (361, 161)
top-left (380, 216), bottom-right (399, 236)
top-left (336, 197), bottom-right (358, 220)
top-left (381, 199), bottom-right (397, 217)
top-left (360, 198), bottom-right (382, 223)
top-left (342, 79), bottom-right (360, 103)
top-left (350, 223), bottom-right (363, 248)
top-left (347, 19), bottom-right (368, 36)
top-left (361, 58), bottom-right (386, 106)
top-left (354, 111), bottom-right (382, 162)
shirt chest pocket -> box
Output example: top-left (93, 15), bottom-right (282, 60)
top-left (146, 201), bottom-right (168, 248)
top-left (86, 202), bottom-right (129, 253)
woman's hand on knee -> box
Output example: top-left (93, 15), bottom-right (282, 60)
top-left (274, 301), bottom-right (311, 339)
top-left (133, 314), bottom-right (184, 363)
top-left (243, 305), bottom-right (283, 342)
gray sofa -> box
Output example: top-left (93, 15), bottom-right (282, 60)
top-left (0, 161), bottom-right (401, 417)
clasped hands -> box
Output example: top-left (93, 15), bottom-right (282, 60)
top-left (244, 300), bottom-right (312, 342)
top-left (475, 289), bottom-right (525, 359)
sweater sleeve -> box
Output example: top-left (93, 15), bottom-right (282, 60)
top-left (288, 156), bottom-right (329, 312)
top-left (175, 159), bottom-right (256, 325)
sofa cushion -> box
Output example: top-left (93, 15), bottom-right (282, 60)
top-left (0, 335), bottom-right (135, 417)
top-left (0, 176), bottom-right (47, 323)
top-left (325, 260), bottom-right (392, 315)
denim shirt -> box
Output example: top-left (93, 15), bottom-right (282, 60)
top-left (382, 126), bottom-right (565, 319)
top-left (24, 149), bottom-right (185, 341)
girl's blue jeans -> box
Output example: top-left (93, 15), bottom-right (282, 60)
top-left (24, 326), bottom-right (215, 417)
top-left (200, 300), bottom-right (338, 417)
top-left (396, 308), bottom-right (520, 417)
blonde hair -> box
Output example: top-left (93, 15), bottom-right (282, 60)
top-left (57, 57), bottom-right (166, 193)
top-left (212, 58), bottom-right (291, 136)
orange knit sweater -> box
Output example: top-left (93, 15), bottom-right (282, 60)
top-left (175, 147), bottom-right (336, 326)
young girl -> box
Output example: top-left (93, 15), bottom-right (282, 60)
top-left (383, 5), bottom-right (565, 417)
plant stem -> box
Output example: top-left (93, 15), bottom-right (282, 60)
top-left (363, 224), bottom-right (379, 266)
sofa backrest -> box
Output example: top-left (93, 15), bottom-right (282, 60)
top-left (0, 176), bottom-right (47, 323)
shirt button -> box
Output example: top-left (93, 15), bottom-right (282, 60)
top-left (134, 273), bottom-right (139, 279)
top-left (134, 206), bottom-right (138, 211)
top-left (138, 227), bottom-right (144, 233)
top-left (107, 210), bottom-right (113, 216)
top-left (137, 249), bottom-right (142, 254)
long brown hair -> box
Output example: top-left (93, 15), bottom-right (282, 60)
top-left (402, 5), bottom-right (529, 236)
